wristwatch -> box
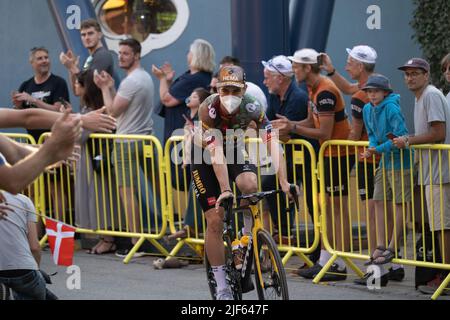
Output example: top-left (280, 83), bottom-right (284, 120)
top-left (403, 135), bottom-right (410, 147)
top-left (327, 69), bottom-right (336, 77)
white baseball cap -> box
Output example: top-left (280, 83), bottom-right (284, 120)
top-left (261, 55), bottom-right (294, 76)
top-left (346, 45), bottom-right (377, 64)
top-left (288, 48), bottom-right (320, 64)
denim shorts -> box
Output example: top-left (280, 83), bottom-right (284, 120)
top-left (0, 270), bottom-right (46, 300)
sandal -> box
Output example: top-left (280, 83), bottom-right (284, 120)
top-left (167, 226), bottom-right (194, 241)
top-left (364, 246), bottom-right (386, 266)
top-left (373, 247), bottom-right (396, 265)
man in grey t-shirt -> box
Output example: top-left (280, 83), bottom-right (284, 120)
top-left (60, 19), bottom-right (115, 96)
top-left (394, 58), bottom-right (450, 295)
top-left (95, 39), bottom-right (155, 254)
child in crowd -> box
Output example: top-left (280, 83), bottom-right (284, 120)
top-left (169, 87), bottom-right (210, 240)
top-left (360, 74), bottom-right (412, 285)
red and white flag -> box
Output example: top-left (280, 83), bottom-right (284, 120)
top-left (45, 218), bottom-right (76, 266)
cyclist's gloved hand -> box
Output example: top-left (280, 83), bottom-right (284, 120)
top-left (215, 190), bottom-right (234, 211)
top-left (281, 182), bottom-right (300, 205)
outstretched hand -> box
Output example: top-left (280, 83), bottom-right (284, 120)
top-left (82, 107), bottom-right (116, 133)
top-left (46, 108), bottom-right (82, 162)
top-left (271, 114), bottom-right (293, 137)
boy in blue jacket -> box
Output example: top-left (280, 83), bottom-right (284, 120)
top-left (360, 74), bottom-right (412, 283)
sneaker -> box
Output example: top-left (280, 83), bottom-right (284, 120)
top-left (115, 249), bottom-right (146, 258)
top-left (354, 272), bottom-right (389, 287)
top-left (320, 263), bottom-right (347, 282)
top-left (216, 288), bottom-right (234, 300)
top-left (388, 267), bottom-right (405, 281)
top-left (294, 263), bottom-right (323, 279)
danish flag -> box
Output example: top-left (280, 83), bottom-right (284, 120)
top-left (45, 218), bottom-right (76, 266)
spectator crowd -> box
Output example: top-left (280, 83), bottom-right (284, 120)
top-left (1, 18), bottom-right (450, 299)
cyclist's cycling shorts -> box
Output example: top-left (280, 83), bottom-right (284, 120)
top-left (191, 160), bottom-right (256, 212)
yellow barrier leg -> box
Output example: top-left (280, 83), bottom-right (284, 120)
top-left (186, 242), bottom-right (205, 259)
top-left (123, 237), bottom-right (145, 264)
top-left (148, 238), bottom-right (170, 257)
top-left (342, 257), bottom-right (365, 278)
top-left (281, 250), bottom-right (294, 265)
top-left (295, 252), bottom-right (314, 268)
top-left (431, 272), bottom-right (450, 300)
top-left (39, 234), bottom-right (48, 248)
top-left (165, 240), bottom-right (186, 261)
top-left (312, 253), bottom-right (338, 284)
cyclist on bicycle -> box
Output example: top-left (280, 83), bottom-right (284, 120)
top-left (190, 65), bottom-right (295, 300)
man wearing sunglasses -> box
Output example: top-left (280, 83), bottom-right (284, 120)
top-left (261, 55), bottom-right (319, 259)
top-left (393, 58), bottom-right (450, 295)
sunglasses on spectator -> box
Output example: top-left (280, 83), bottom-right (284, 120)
top-left (267, 59), bottom-right (287, 77)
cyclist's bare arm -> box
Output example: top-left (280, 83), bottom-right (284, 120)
top-left (258, 116), bottom-right (292, 196)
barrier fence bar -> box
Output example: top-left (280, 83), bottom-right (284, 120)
top-left (315, 140), bottom-right (450, 300)
top-left (38, 133), bottom-right (169, 263)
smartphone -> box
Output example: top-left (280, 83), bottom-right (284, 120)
top-left (386, 132), bottom-right (397, 140)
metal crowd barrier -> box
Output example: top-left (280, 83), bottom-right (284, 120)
top-left (315, 140), bottom-right (450, 300)
top-left (164, 136), bottom-right (320, 267)
top-left (38, 133), bottom-right (169, 264)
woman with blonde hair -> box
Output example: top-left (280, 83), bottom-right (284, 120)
top-left (152, 39), bottom-right (215, 193)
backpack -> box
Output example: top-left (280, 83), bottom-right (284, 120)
top-left (414, 227), bottom-right (442, 289)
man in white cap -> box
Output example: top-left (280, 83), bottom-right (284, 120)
top-left (261, 55), bottom-right (320, 262)
top-left (321, 45), bottom-right (377, 94)
top-left (322, 45), bottom-right (406, 283)
top-left (272, 48), bottom-right (353, 281)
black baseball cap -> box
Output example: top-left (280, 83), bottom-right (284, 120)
top-left (361, 74), bottom-right (393, 93)
top-left (398, 58), bottom-right (430, 73)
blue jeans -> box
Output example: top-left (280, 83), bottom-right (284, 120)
top-left (0, 270), bottom-right (46, 300)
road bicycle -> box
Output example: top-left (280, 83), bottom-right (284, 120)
top-left (205, 185), bottom-right (298, 300)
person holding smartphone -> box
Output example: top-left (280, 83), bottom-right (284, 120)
top-left (360, 74), bottom-right (412, 287)
top-left (12, 47), bottom-right (70, 143)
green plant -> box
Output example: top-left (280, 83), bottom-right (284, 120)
top-left (410, 0), bottom-right (450, 93)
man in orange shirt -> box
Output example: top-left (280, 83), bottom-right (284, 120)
top-left (321, 46), bottom-right (405, 284)
top-left (273, 48), bottom-right (354, 281)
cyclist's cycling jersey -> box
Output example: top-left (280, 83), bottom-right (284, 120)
top-left (191, 93), bottom-right (272, 211)
top-left (195, 93), bottom-right (273, 150)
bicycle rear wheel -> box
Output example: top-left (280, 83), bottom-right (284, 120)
top-left (205, 246), bottom-right (242, 300)
top-left (254, 229), bottom-right (289, 300)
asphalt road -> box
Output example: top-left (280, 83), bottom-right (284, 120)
top-left (39, 247), bottom-right (448, 301)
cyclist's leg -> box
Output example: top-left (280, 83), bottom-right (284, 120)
top-left (191, 163), bottom-right (231, 295)
top-left (232, 162), bottom-right (258, 236)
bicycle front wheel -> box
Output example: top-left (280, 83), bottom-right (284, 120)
top-left (253, 229), bottom-right (289, 300)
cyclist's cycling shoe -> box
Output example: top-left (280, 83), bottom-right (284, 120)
top-left (216, 288), bottom-right (234, 300)
top-left (241, 278), bottom-right (255, 293)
